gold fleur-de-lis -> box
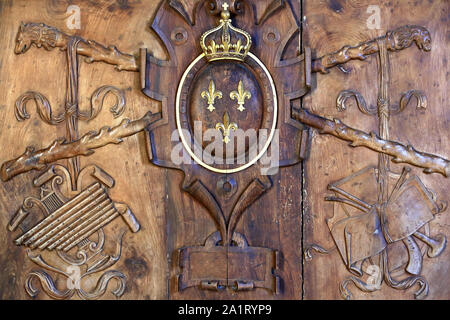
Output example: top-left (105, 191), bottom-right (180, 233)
top-left (216, 111), bottom-right (238, 144)
top-left (230, 80), bottom-right (251, 112)
top-left (201, 80), bottom-right (222, 112)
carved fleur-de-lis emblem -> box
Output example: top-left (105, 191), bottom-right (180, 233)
top-left (216, 111), bottom-right (238, 144)
top-left (201, 80), bottom-right (223, 112)
top-left (230, 80), bottom-right (251, 112)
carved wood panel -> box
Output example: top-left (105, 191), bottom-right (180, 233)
top-left (303, 0), bottom-right (449, 300)
top-left (0, 0), bottom-right (448, 300)
top-left (0, 0), bottom-right (168, 300)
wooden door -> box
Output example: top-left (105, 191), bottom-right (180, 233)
top-left (0, 0), bottom-right (447, 300)
top-left (302, 0), bottom-right (449, 300)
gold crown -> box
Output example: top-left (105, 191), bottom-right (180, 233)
top-left (200, 3), bottom-right (252, 62)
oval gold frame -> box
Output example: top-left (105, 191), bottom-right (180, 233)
top-left (176, 53), bottom-right (278, 174)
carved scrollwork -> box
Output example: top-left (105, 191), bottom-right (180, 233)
top-left (14, 86), bottom-right (127, 124)
top-left (26, 270), bottom-right (74, 300)
top-left (336, 90), bottom-right (377, 115)
top-left (25, 268), bottom-right (127, 300)
top-left (15, 91), bottom-right (65, 125)
top-left (26, 236), bottom-right (127, 300)
top-left (381, 250), bottom-right (429, 300)
top-left (57, 229), bottom-right (106, 266)
top-left (337, 91), bottom-right (427, 118)
top-left (389, 90), bottom-right (428, 115)
top-left (338, 251), bottom-right (430, 300)
top-left (77, 270), bottom-right (126, 300)
top-left (304, 244), bottom-right (330, 261)
top-left (79, 86), bottom-right (126, 121)
top-left (22, 196), bottom-right (50, 217)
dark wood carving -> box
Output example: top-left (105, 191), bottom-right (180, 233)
top-left (1, 0), bottom-right (447, 300)
top-left (142, 0), bottom-right (309, 293)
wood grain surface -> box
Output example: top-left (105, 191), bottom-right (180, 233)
top-left (0, 0), bottom-right (168, 300)
top-left (0, 0), bottom-right (304, 300)
top-left (0, 0), bottom-right (447, 300)
top-left (303, 0), bottom-right (449, 300)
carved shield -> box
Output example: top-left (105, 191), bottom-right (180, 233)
top-left (140, 0), bottom-right (311, 292)
top-left (142, 0), bottom-right (310, 236)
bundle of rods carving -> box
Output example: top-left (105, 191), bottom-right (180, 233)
top-left (15, 183), bottom-right (121, 252)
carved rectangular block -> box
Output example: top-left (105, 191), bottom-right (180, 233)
top-left (177, 244), bottom-right (279, 293)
